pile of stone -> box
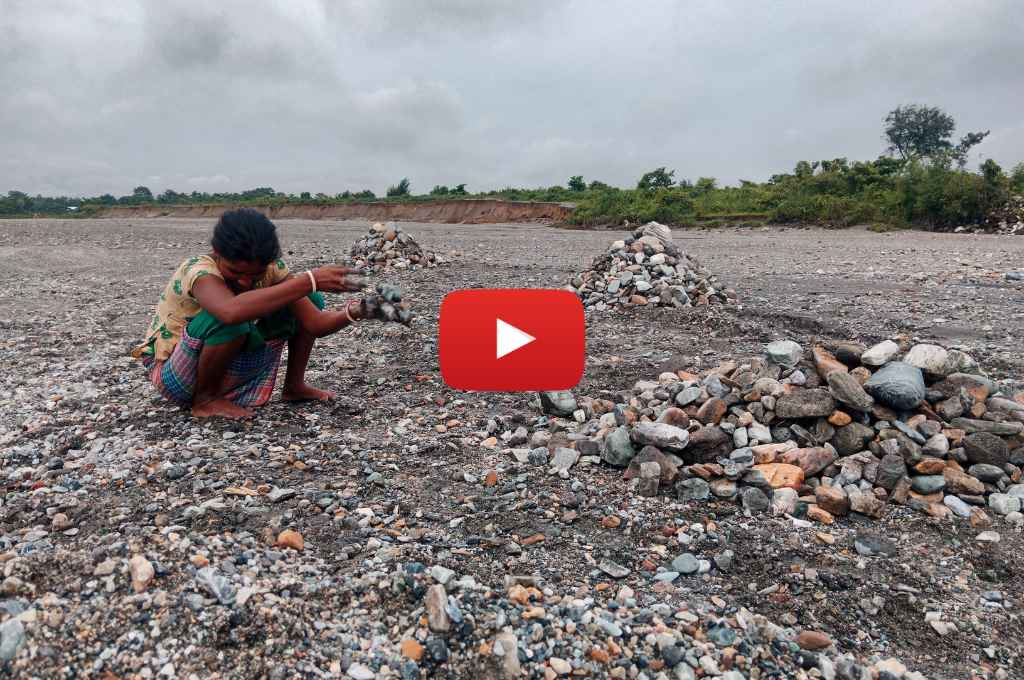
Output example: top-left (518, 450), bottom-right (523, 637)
top-left (989, 193), bottom-right (1024, 235)
top-left (569, 222), bottom-right (734, 311)
top-left (958, 193), bottom-right (1024, 235)
top-left (349, 222), bottom-right (443, 271)
top-left (541, 339), bottom-right (1024, 527)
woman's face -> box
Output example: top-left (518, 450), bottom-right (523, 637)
top-left (214, 255), bottom-right (265, 293)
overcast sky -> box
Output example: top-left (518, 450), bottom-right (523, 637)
top-left (3, 0), bottom-right (1022, 197)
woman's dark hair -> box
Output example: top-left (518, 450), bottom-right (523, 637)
top-left (211, 208), bottom-right (282, 264)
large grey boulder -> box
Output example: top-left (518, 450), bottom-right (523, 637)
top-left (602, 426), bottom-right (636, 467)
top-left (765, 340), bottom-right (803, 369)
top-left (539, 390), bottom-right (577, 417)
top-left (864, 362), bottom-right (925, 411)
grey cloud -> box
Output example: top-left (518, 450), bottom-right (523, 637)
top-left (2, 0), bottom-right (1022, 197)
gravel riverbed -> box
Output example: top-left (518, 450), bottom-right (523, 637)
top-left (1, 218), bottom-right (1023, 679)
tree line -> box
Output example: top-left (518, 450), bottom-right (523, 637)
top-left (2, 105), bottom-right (1021, 229)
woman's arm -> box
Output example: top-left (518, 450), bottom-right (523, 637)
top-left (193, 275), bottom-right (312, 325)
top-left (289, 297), bottom-right (364, 337)
top-left (193, 266), bottom-right (360, 325)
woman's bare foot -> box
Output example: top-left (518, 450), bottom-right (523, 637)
top-left (282, 383), bottom-right (335, 402)
top-left (191, 398), bottom-right (254, 419)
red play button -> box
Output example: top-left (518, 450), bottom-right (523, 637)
top-left (439, 289), bottom-right (585, 391)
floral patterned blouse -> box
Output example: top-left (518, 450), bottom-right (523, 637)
top-left (132, 255), bottom-right (289, 360)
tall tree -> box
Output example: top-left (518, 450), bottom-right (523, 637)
top-left (637, 167), bottom-right (675, 191)
top-left (883, 105), bottom-right (988, 165)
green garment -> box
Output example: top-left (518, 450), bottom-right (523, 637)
top-left (181, 292), bottom-right (326, 352)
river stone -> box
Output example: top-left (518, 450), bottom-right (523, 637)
top-left (827, 371), bottom-right (874, 412)
top-left (875, 454), bottom-right (907, 490)
top-left (630, 422), bottom-right (689, 452)
top-left (741, 487), bottom-right (770, 513)
top-left (892, 420), bottom-right (926, 445)
top-left (951, 418), bottom-right (1023, 436)
top-left (831, 422), bottom-right (875, 456)
top-left (989, 493), bottom-right (1021, 516)
top-left (932, 373), bottom-right (996, 399)
top-left (779, 447), bottom-right (837, 476)
top-left (922, 433), bottom-right (950, 457)
top-left (944, 494), bottom-right (973, 518)
top-left (686, 426), bottom-right (732, 463)
top-left (672, 553), bottom-right (699, 574)
top-left (775, 389), bottom-right (836, 419)
top-left (911, 475), bottom-right (946, 494)
top-left (675, 478), bottom-right (710, 502)
top-left (539, 391), bottom-right (578, 417)
top-left (675, 386), bottom-right (701, 407)
top-left (968, 463), bottom-right (1005, 483)
top-left (771, 487), bottom-right (799, 515)
top-left (0, 618), bottom-right (25, 661)
top-left (861, 340), bottom-right (900, 367)
top-left (904, 344), bottom-right (951, 377)
top-left (625, 446), bottom-right (679, 485)
top-left (602, 426), bottom-right (636, 467)
top-left (834, 342), bottom-right (867, 367)
top-left (864, 362), bottom-right (926, 411)
top-left (945, 350), bottom-right (978, 375)
top-left (765, 340), bottom-right (803, 368)
top-left (963, 433), bottom-right (1010, 466)
top-left (944, 467), bottom-right (986, 496)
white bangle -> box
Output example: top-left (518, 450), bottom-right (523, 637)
top-left (343, 300), bottom-right (356, 324)
top-left (305, 270), bottom-right (316, 293)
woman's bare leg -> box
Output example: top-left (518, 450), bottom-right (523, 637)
top-left (282, 327), bottom-right (334, 401)
top-left (192, 336), bottom-right (253, 418)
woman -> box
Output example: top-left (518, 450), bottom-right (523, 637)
top-left (132, 208), bottom-right (409, 419)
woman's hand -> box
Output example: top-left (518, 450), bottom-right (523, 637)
top-left (312, 265), bottom-right (365, 293)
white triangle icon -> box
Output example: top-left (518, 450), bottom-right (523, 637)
top-left (496, 318), bottom-right (536, 359)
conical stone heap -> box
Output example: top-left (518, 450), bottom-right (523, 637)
top-left (569, 221), bottom-right (733, 311)
top-left (538, 339), bottom-right (1024, 528)
top-left (349, 222), bottom-right (443, 271)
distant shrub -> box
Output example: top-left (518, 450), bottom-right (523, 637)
top-left (386, 178), bottom-right (411, 197)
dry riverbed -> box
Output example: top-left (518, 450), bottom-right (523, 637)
top-left (1, 218), bottom-right (1023, 679)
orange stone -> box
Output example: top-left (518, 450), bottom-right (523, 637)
top-left (970, 508), bottom-right (993, 528)
top-left (752, 463), bottom-right (805, 489)
top-left (483, 470), bottom-right (498, 487)
top-left (696, 398), bottom-right (728, 425)
top-left (909, 490), bottom-right (943, 504)
top-left (401, 639), bottom-right (425, 661)
top-left (275, 529), bottom-right (304, 551)
top-left (806, 505), bottom-right (834, 524)
top-left (190, 554), bottom-right (210, 568)
top-left (926, 503), bottom-right (952, 520)
top-left (590, 647), bottom-right (610, 663)
top-left (521, 533), bottom-right (545, 546)
top-left (812, 346), bottom-right (848, 379)
top-left (914, 459), bottom-right (947, 475)
top-left (751, 443), bottom-right (792, 464)
top-left (601, 515), bottom-right (622, 529)
top-left (827, 411), bottom-right (852, 427)
top-left (797, 630), bottom-right (833, 650)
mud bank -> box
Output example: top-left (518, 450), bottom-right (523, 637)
top-left (97, 198), bottom-right (574, 224)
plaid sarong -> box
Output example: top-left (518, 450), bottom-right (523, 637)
top-left (143, 326), bottom-right (286, 407)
